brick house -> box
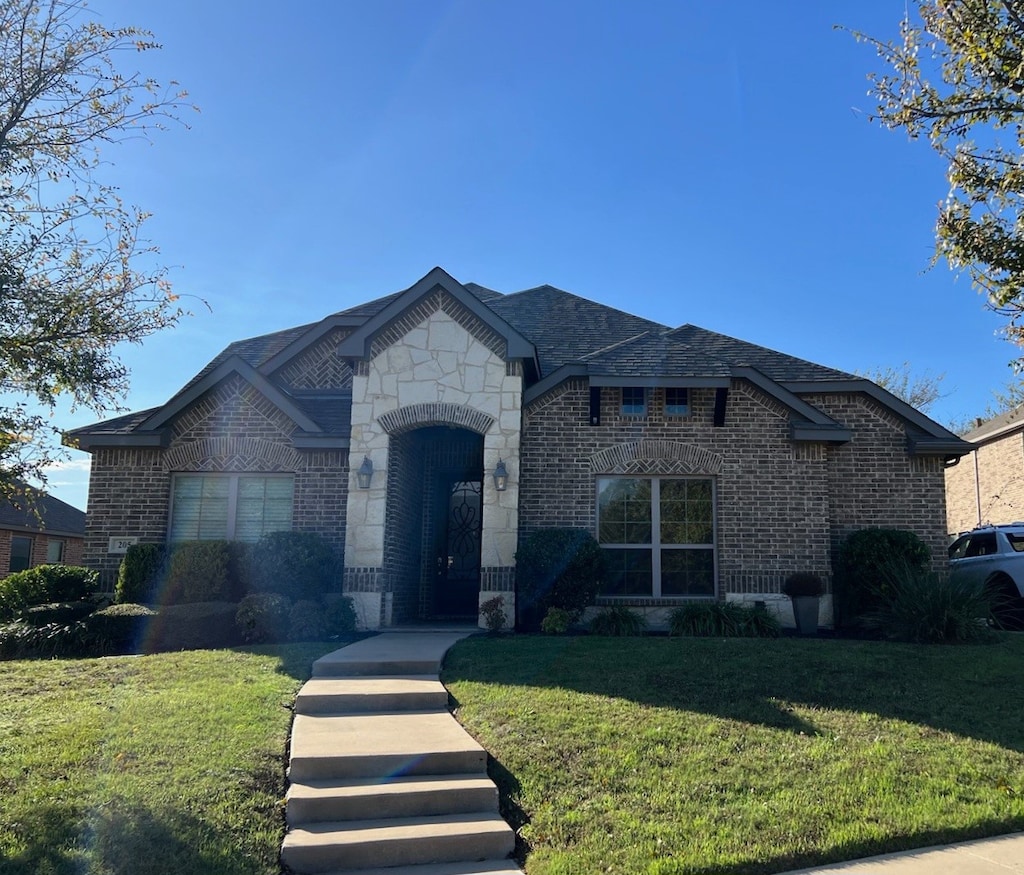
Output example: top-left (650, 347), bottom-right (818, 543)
top-left (0, 485), bottom-right (85, 578)
top-left (67, 267), bottom-right (970, 628)
top-left (945, 407), bottom-right (1024, 534)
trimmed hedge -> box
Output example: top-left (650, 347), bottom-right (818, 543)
top-left (834, 528), bottom-right (931, 627)
top-left (84, 604), bottom-right (156, 655)
top-left (148, 602), bottom-right (241, 652)
top-left (0, 565), bottom-right (97, 621)
top-left (516, 528), bottom-right (606, 629)
top-left (244, 531), bottom-right (341, 601)
top-left (236, 593), bottom-right (292, 644)
top-left (115, 543), bottom-right (166, 604)
top-left (164, 540), bottom-right (238, 604)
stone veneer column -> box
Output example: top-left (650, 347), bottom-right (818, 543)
top-left (343, 307), bottom-right (521, 630)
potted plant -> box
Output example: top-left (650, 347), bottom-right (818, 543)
top-left (782, 572), bottom-right (824, 636)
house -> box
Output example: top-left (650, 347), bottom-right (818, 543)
top-left (0, 484), bottom-right (86, 578)
top-left (67, 267), bottom-right (971, 628)
top-left (945, 407), bottom-right (1024, 534)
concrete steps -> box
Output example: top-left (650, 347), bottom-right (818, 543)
top-left (282, 632), bottom-right (518, 874)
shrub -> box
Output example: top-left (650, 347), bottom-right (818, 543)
top-left (864, 563), bottom-right (993, 644)
top-left (289, 600), bottom-right (327, 641)
top-left (782, 572), bottom-right (825, 598)
top-left (148, 602), bottom-right (241, 652)
top-left (84, 604), bottom-right (156, 655)
top-left (244, 531), bottom-right (341, 601)
top-left (834, 529), bottom-right (932, 627)
top-left (0, 620), bottom-right (42, 659)
top-left (20, 601), bottom-right (96, 628)
top-left (0, 565), bottom-right (97, 620)
top-left (589, 605), bottom-right (645, 636)
top-left (324, 596), bottom-right (357, 636)
top-left (236, 593), bottom-right (292, 644)
top-left (540, 606), bottom-right (575, 635)
top-left (164, 541), bottom-right (235, 604)
top-left (480, 596), bottom-right (507, 633)
top-left (516, 528), bottom-right (606, 629)
top-left (115, 543), bottom-right (166, 604)
top-left (669, 601), bottom-right (780, 638)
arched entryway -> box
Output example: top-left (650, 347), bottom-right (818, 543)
top-left (384, 426), bottom-right (485, 623)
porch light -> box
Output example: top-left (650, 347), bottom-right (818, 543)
top-left (493, 459), bottom-right (509, 492)
top-left (356, 455), bottom-right (374, 489)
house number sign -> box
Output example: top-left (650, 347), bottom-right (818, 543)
top-left (107, 537), bottom-right (139, 554)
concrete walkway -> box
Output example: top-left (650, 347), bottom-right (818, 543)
top-left (282, 630), bottom-right (520, 874)
top-left (284, 631), bottom-right (1023, 874)
top-left (780, 833), bottom-right (1024, 874)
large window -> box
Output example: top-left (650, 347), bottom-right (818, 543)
top-left (597, 477), bottom-right (715, 597)
top-left (170, 474), bottom-right (294, 542)
top-left (9, 536), bottom-right (33, 573)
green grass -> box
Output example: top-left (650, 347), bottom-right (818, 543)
top-left (443, 634), bottom-right (1024, 875)
top-left (0, 642), bottom-right (341, 875)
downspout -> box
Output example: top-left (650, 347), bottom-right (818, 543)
top-left (974, 449), bottom-right (982, 528)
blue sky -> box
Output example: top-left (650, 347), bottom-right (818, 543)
top-left (41, 1), bottom-right (1016, 509)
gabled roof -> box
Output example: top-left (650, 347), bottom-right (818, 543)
top-left (962, 405), bottom-right (1024, 444)
top-left (0, 483), bottom-right (85, 537)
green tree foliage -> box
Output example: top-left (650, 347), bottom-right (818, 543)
top-left (0, 0), bottom-right (194, 498)
top-left (851, 2), bottom-right (1024, 359)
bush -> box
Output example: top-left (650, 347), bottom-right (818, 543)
top-left (864, 563), bottom-right (993, 644)
top-left (164, 541), bottom-right (236, 604)
top-left (516, 529), bottom-right (606, 629)
top-left (324, 596), bottom-right (357, 636)
top-left (0, 565), bottom-right (97, 620)
top-left (115, 543), bottom-right (166, 604)
top-left (782, 572), bottom-right (825, 598)
top-left (0, 620), bottom-right (43, 659)
top-left (669, 601), bottom-right (780, 638)
top-left (236, 593), bottom-right (292, 644)
top-left (834, 529), bottom-right (931, 627)
top-left (20, 601), bottom-right (96, 628)
top-left (589, 605), bottom-right (645, 636)
top-left (244, 531), bottom-right (341, 601)
top-left (480, 596), bottom-right (507, 633)
top-left (84, 604), bottom-right (156, 655)
top-left (289, 600), bottom-right (327, 641)
top-left (540, 606), bottom-right (575, 635)
top-left (148, 602), bottom-right (241, 652)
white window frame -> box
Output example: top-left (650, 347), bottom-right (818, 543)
top-left (168, 473), bottom-right (295, 542)
top-left (596, 475), bottom-right (717, 598)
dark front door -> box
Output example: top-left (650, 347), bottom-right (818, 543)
top-left (434, 478), bottom-right (482, 617)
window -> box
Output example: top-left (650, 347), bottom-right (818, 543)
top-left (621, 387), bottom-right (646, 416)
top-left (597, 477), bottom-right (715, 597)
top-left (170, 474), bottom-right (294, 542)
top-left (665, 387), bottom-right (689, 416)
top-left (46, 539), bottom-right (65, 564)
top-left (9, 536), bottom-right (32, 573)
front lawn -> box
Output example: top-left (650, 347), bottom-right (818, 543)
top-left (0, 642), bottom-right (340, 875)
top-left (443, 634), bottom-right (1024, 875)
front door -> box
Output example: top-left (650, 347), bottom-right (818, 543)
top-left (434, 478), bottom-right (482, 617)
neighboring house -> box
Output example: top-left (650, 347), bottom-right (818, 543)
top-left (67, 267), bottom-right (971, 628)
top-left (945, 407), bottom-right (1024, 534)
top-left (0, 484), bottom-right (86, 578)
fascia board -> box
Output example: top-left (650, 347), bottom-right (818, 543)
top-left (291, 435), bottom-right (351, 449)
top-left (732, 368), bottom-right (837, 425)
top-left (336, 267), bottom-right (539, 366)
top-left (66, 432), bottom-right (169, 451)
top-left (790, 424), bottom-right (853, 443)
top-left (259, 315), bottom-right (367, 375)
top-left (139, 356), bottom-right (323, 434)
top-left (906, 436), bottom-right (977, 456)
top-left (523, 364), bottom-right (589, 405)
top-left (588, 375), bottom-right (731, 388)
top-left (0, 523), bottom-right (84, 538)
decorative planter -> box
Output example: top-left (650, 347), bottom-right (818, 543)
top-left (791, 596), bottom-right (820, 636)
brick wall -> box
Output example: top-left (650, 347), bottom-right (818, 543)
top-left (0, 529), bottom-right (84, 579)
top-left (521, 381), bottom-right (949, 597)
top-left (945, 431), bottom-right (1024, 533)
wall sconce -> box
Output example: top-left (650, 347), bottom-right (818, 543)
top-left (493, 458), bottom-right (509, 492)
top-left (356, 455), bottom-right (374, 489)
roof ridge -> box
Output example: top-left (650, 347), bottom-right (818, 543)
top-left (579, 330), bottom-right (655, 361)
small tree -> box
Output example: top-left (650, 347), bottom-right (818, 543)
top-left (0, 0), bottom-right (195, 497)
top-left (516, 528), bottom-right (606, 629)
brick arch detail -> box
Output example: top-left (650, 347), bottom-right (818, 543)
top-left (587, 440), bottom-right (724, 475)
top-left (378, 403), bottom-right (496, 436)
top-left (163, 437), bottom-right (302, 472)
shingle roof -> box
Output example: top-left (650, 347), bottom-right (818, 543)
top-left (66, 408), bottom-right (159, 437)
top-left (291, 393), bottom-right (353, 435)
top-left (488, 285), bottom-right (667, 376)
top-left (964, 405), bottom-right (1024, 442)
top-left (0, 483), bottom-right (85, 535)
top-left (581, 330), bottom-right (734, 378)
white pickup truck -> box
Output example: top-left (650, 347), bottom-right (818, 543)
top-left (948, 525), bottom-right (1024, 629)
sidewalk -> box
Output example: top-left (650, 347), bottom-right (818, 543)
top-left (781, 832), bottom-right (1024, 874)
